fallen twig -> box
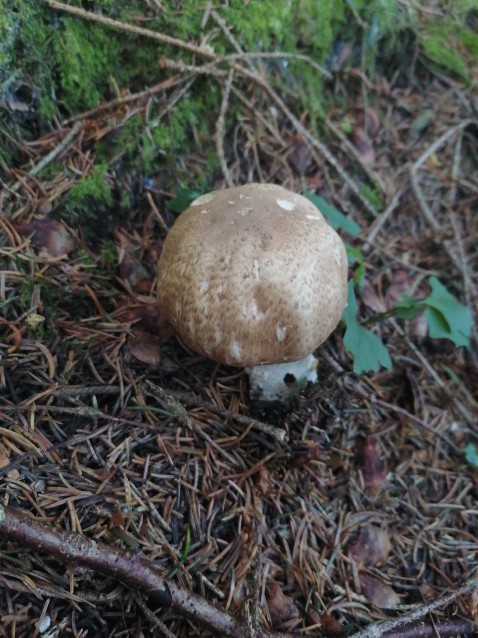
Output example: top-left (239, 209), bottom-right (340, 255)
top-left (382, 618), bottom-right (477, 638)
top-left (349, 577), bottom-right (478, 638)
top-left (0, 504), bottom-right (294, 638)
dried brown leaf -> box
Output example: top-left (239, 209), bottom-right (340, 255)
top-left (351, 126), bottom-right (375, 167)
top-left (288, 138), bottom-right (312, 175)
top-left (360, 282), bottom-right (387, 313)
top-left (290, 440), bottom-right (321, 467)
top-left (319, 612), bottom-right (342, 634)
top-left (419, 582), bottom-right (438, 603)
top-left (17, 218), bottom-right (75, 257)
top-left (128, 332), bottom-right (161, 366)
top-left (354, 108), bottom-right (380, 137)
top-left (360, 573), bottom-right (401, 609)
top-left (266, 582), bottom-right (300, 627)
top-left (357, 436), bottom-right (386, 495)
top-left (114, 303), bottom-right (174, 340)
top-left (349, 524), bottom-right (391, 567)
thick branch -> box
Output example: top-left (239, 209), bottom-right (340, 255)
top-left (0, 505), bottom-right (291, 638)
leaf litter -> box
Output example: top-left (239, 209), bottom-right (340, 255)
top-left (1, 4), bottom-right (478, 637)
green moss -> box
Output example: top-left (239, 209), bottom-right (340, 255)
top-left (421, 19), bottom-right (469, 79)
top-left (53, 19), bottom-right (121, 112)
top-left (360, 183), bottom-right (383, 212)
top-left (65, 162), bottom-right (114, 225)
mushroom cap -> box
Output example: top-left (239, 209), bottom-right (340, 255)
top-left (156, 183), bottom-right (348, 367)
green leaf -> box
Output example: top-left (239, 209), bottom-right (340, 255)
top-left (343, 282), bottom-right (392, 374)
top-left (393, 294), bottom-right (425, 320)
top-left (305, 192), bottom-right (362, 236)
top-left (168, 187), bottom-right (206, 213)
top-left (392, 277), bottom-right (472, 348)
top-left (422, 277), bottom-right (472, 348)
top-left (346, 246), bottom-right (365, 287)
top-left (465, 443), bottom-right (478, 468)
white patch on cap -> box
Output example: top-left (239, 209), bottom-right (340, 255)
top-left (277, 198), bottom-right (296, 211)
top-left (242, 301), bottom-right (247, 317)
top-left (216, 283), bottom-right (224, 296)
top-left (200, 279), bottom-right (210, 293)
top-left (227, 200), bottom-right (235, 205)
top-left (230, 339), bottom-right (242, 361)
top-left (276, 325), bottom-right (287, 341)
top-left (253, 259), bottom-right (260, 281)
top-left (306, 214), bottom-right (322, 220)
top-left (215, 328), bottom-right (222, 342)
top-left (236, 207), bottom-right (253, 216)
top-left (200, 209), bottom-right (210, 214)
top-left (250, 299), bottom-right (258, 319)
top-left (191, 193), bottom-right (216, 206)
top-left (334, 246), bottom-right (343, 266)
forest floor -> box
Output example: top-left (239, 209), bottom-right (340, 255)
top-left (1, 3), bottom-right (478, 638)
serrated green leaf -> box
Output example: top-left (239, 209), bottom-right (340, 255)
top-left (393, 294), bottom-right (425, 320)
top-left (343, 282), bottom-right (392, 374)
top-left (423, 306), bottom-right (451, 339)
top-left (424, 277), bottom-right (472, 348)
top-left (465, 443), bottom-right (478, 468)
top-left (168, 187), bottom-right (206, 213)
top-left (305, 192), bottom-right (362, 236)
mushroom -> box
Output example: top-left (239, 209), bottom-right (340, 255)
top-left (156, 183), bottom-right (348, 402)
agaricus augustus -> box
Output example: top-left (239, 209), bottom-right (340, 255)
top-left (156, 183), bottom-right (348, 401)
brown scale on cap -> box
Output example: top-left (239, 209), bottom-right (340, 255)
top-left (156, 183), bottom-right (348, 367)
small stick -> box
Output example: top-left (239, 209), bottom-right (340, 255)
top-left (1, 122), bottom-right (82, 202)
top-left (0, 505), bottom-right (293, 638)
top-left (166, 389), bottom-right (288, 443)
top-left (410, 119), bottom-right (475, 232)
top-left (348, 577), bottom-right (478, 638)
top-left (215, 71), bottom-right (235, 187)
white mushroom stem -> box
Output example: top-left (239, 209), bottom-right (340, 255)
top-left (246, 353), bottom-right (318, 403)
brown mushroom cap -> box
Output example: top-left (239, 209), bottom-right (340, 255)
top-left (157, 183), bottom-right (348, 367)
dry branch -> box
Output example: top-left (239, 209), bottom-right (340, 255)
top-left (0, 504), bottom-right (293, 638)
top-left (349, 578), bottom-right (478, 638)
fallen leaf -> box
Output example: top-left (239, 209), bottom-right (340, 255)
top-left (319, 613), bottom-right (342, 634)
top-left (351, 127), bottom-right (375, 167)
top-left (288, 137), bottom-right (312, 175)
top-left (353, 108), bottom-right (380, 137)
top-left (17, 219), bottom-right (75, 257)
top-left (128, 332), bottom-right (161, 366)
top-left (0, 448), bottom-right (11, 469)
top-left (418, 582), bottom-right (438, 603)
top-left (385, 269), bottom-right (414, 308)
top-left (258, 466), bottom-right (272, 497)
top-left (290, 440), bottom-right (321, 467)
top-left (357, 436), bottom-right (386, 495)
top-left (115, 230), bottom-right (153, 292)
top-left (114, 303), bottom-right (174, 340)
top-left (266, 582), bottom-right (300, 627)
top-left (349, 524), bottom-right (391, 567)
top-left (360, 573), bottom-right (401, 609)
top-left (360, 282), bottom-right (387, 313)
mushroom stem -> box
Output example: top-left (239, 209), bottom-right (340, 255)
top-left (246, 353), bottom-right (318, 403)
